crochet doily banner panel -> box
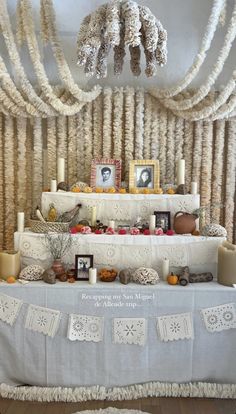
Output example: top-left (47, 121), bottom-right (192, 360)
top-left (0, 293), bottom-right (23, 326)
top-left (113, 318), bottom-right (146, 346)
top-left (157, 312), bottom-right (194, 342)
top-left (201, 303), bottom-right (236, 333)
top-left (25, 304), bottom-right (61, 337)
top-left (67, 314), bottom-right (104, 342)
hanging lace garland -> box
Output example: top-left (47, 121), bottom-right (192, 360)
top-left (77, 0), bottom-right (167, 78)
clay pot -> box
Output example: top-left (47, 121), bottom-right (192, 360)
top-left (52, 259), bottom-right (66, 279)
top-left (174, 211), bottom-right (198, 234)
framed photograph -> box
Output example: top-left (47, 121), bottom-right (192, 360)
top-left (90, 158), bottom-right (122, 189)
top-left (75, 255), bottom-right (94, 280)
top-left (129, 160), bottom-right (160, 193)
top-left (154, 211), bottom-right (171, 233)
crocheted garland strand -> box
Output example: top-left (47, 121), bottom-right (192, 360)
top-left (76, 0), bottom-right (168, 78)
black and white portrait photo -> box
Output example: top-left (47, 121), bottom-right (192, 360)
top-left (135, 166), bottom-right (154, 188)
top-left (91, 159), bottom-right (122, 189)
top-left (96, 164), bottom-right (115, 188)
top-left (75, 255), bottom-right (93, 280)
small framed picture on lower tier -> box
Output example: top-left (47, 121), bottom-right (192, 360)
top-left (154, 211), bottom-right (171, 233)
top-left (75, 255), bottom-right (94, 280)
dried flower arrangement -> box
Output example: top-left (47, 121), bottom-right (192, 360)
top-left (77, 0), bottom-right (168, 78)
top-left (43, 232), bottom-right (72, 260)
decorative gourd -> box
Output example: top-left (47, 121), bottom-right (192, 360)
top-left (167, 272), bottom-right (179, 285)
top-left (48, 203), bottom-right (57, 222)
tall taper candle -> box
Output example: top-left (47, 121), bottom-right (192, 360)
top-left (91, 207), bottom-right (97, 227)
top-left (89, 268), bottom-right (97, 284)
top-left (50, 179), bottom-right (57, 192)
top-left (57, 158), bottom-right (65, 183)
top-left (149, 215), bottom-right (156, 234)
top-left (191, 181), bottom-right (197, 195)
top-left (177, 159), bottom-right (185, 186)
top-left (162, 258), bottom-right (170, 281)
top-left (17, 212), bottom-right (25, 232)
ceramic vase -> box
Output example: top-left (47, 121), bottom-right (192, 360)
top-left (52, 259), bottom-right (66, 279)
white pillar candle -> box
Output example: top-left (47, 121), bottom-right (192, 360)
top-left (91, 207), bottom-right (97, 227)
top-left (109, 220), bottom-right (115, 230)
top-left (0, 250), bottom-right (21, 280)
top-left (17, 212), bottom-right (25, 232)
top-left (50, 179), bottom-right (57, 192)
top-left (89, 268), bottom-right (97, 284)
top-left (57, 158), bottom-right (65, 183)
top-left (162, 258), bottom-right (170, 281)
top-left (149, 215), bottom-right (156, 234)
top-left (191, 181), bottom-right (198, 195)
top-left (218, 241), bottom-right (236, 286)
top-left (177, 159), bottom-right (185, 186)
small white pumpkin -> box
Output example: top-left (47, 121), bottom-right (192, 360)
top-left (19, 265), bottom-right (44, 281)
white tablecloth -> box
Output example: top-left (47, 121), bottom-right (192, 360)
top-left (0, 281), bottom-right (235, 387)
top-left (42, 192), bottom-right (200, 225)
top-left (14, 231), bottom-right (224, 277)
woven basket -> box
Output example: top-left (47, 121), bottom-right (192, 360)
top-left (29, 220), bottom-right (69, 233)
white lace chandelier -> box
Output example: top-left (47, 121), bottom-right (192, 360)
top-left (77, 0), bottom-right (168, 78)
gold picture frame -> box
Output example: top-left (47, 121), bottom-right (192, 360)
top-left (129, 160), bottom-right (160, 193)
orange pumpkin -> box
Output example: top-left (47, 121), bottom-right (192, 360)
top-left (142, 188), bottom-right (151, 194)
top-left (119, 188), bottom-right (127, 194)
top-left (83, 186), bottom-right (93, 193)
top-left (75, 224), bottom-right (85, 232)
top-left (167, 273), bottom-right (179, 285)
top-left (71, 186), bottom-right (81, 193)
top-left (6, 276), bottom-right (16, 284)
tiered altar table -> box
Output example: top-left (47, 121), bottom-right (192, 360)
top-left (0, 281), bottom-right (235, 387)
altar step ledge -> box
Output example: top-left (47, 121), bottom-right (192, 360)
top-left (14, 231), bottom-right (225, 278)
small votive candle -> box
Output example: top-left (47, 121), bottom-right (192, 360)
top-left (109, 220), bottom-right (115, 230)
top-left (17, 212), bottom-right (25, 232)
top-left (161, 258), bottom-right (170, 281)
top-left (191, 182), bottom-right (198, 195)
top-left (149, 215), bottom-right (156, 234)
top-left (89, 268), bottom-right (97, 284)
top-left (57, 158), bottom-right (65, 183)
top-left (50, 179), bottom-right (57, 192)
